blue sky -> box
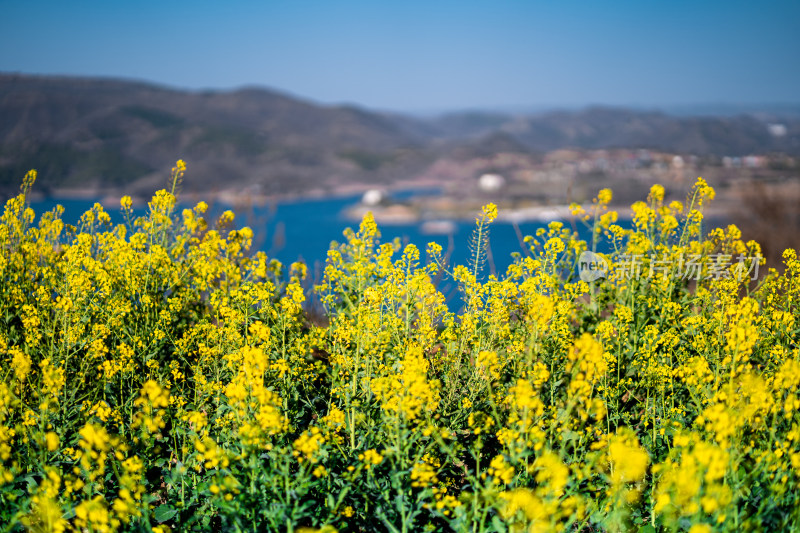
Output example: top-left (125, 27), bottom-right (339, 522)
top-left (1, 0), bottom-right (798, 111)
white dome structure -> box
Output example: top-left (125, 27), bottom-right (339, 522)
top-left (361, 189), bottom-right (384, 206)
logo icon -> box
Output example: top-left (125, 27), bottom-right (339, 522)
top-left (579, 251), bottom-right (608, 282)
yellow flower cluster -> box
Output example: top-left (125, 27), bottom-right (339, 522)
top-left (293, 427), bottom-right (325, 464)
top-left (1, 169), bottom-right (799, 531)
top-left (371, 343), bottom-right (440, 421)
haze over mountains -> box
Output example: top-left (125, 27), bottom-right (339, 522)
top-left (1, 73), bottom-right (798, 199)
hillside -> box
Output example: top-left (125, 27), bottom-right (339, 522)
top-left (1, 73), bottom-right (798, 198)
top-left (0, 74), bottom-right (433, 198)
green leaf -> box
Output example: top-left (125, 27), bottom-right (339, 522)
top-left (153, 504), bottom-right (178, 523)
top-left (638, 525), bottom-right (656, 533)
top-left (490, 515), bottom-right (506, 530)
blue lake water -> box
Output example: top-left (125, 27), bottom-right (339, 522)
top-left (28, 194), bottom-right (606, 296)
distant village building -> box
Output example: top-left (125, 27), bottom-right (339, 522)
top-left (546, 149), bottom-right (584, 163)
top-left (636, 149), bottom-right (653, 168)
top-left (478, 173), bottom-right (505, 192)
top-left (744, 155), bottom-right (765, 168)
top-left (722, 156), bottom-right (742, 168)
top-left (671, 155), bottom-right (685, 169)
top-left (723, 156), bottom-right (743, 168)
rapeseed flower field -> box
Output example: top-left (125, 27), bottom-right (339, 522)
top-left (1, 162), bottom-right (798, 532)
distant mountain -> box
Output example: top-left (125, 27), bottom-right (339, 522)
top-left (657, 103), bottom-right (800, 118)
top-left (0, 74), bottom-right (433, 197)
top-left (1, 73), bottom-right (798, 198)
top-left (491, 107), bottom-right (800, 156)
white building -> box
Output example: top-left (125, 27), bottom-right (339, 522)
top-left (478, 173), bottom-right (505, 192)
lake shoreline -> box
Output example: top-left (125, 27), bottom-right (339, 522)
top-left (26, 184), bottom-right (736, 226)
